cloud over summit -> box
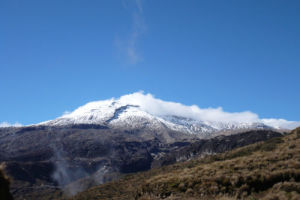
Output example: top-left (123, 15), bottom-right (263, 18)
top-left (65, 91), bottom-right (300, 130)
top-left (120, 92), bottom-right (300, 129)
top-left (119, 92), bottom-right (260, 123)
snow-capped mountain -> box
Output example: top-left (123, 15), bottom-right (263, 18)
top-left (38, 92), bottom-right (280, 137)
top-left (2, 93), bottom-right (296, 199)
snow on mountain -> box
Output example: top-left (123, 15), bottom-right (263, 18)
top-left (39, 92), bottom-right (300, 136)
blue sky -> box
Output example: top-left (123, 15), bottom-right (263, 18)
top-left (0, 0), bottom-right (299, 125)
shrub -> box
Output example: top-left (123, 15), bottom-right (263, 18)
top-left (0, 169), bottom-right (14, 200)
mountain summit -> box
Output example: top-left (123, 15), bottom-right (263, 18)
top-left (39, 92), bottom-right (299, 137)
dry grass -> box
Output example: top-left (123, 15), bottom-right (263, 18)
top-left (71, 127), bottom-right (300, 200)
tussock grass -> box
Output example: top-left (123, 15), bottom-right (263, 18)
top-left (71, 128), bottom-right (300, 200)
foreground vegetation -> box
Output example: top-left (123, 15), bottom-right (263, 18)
top-left (0, 168), bottom-right (13, 200)
top-left (71, 127), bottom-right (300, 200)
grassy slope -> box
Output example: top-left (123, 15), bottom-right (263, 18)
top-left (70, 127), bottom-right (300, 200)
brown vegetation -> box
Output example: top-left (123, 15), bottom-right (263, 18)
top-left (0, 166), bottom-right (14, 200)
top-left (70, 127), bottom-right (300, 200)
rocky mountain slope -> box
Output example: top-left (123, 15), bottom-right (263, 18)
top-left (0, 125), bottom-right (282, 200)
top-left (70, 127), bottom-right (300, 200)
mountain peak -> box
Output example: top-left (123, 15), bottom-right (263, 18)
top-left (39, 92), bottom-right (300, 133)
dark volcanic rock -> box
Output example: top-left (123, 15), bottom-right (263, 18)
top-left (0, 124), bottom-right (195, 199)
top-left (152, 130), bottom-right (283, 168)
top-left (113, 141), bottom-right (154, 173)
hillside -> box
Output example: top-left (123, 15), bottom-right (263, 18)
top-left (1, 126), bottom-right (281, 200)
top-left (71, 127), bottom-right (300, 200)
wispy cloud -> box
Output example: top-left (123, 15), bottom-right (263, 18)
top-left (116, 0), bottom-right (146, 65)
top-left (63, 110), bottom-right (71, 116)
top-left (135, 0), bottom-right (143, 13)
top-left (0, 121), bottom-right (22, 127)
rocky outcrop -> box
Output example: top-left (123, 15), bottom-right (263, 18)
top-left (152, 130), bottom-right (283, 168)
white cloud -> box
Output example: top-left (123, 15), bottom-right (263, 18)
top-left (117, 92), bottom-right (299, 130)
top-left (119, 92), bottom-right (259, 123)
top-left (0, 121), bottom-right (22, 127)
top-left (261, 118), bottom-right (300, 130)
